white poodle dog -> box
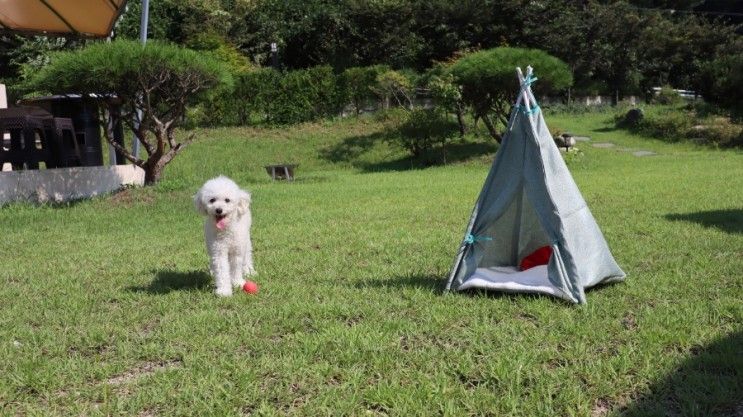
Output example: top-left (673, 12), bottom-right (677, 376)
top-left (194, 176), bottom-right (256, 296)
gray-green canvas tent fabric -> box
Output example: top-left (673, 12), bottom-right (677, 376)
top-left (445, 67), bottom-right (625, 304)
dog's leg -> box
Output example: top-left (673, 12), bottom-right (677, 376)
top-left (210, 249), bottom-right (232, 297)
top-left (243, 238), bottom-right (256, 276)
top-left (231, 251), bottom-right (247, 288)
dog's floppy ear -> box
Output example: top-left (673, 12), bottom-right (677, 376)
top-left (193, 189), bottom-right (208, 215)
top-left (237, 189), bottom-right (251, 216)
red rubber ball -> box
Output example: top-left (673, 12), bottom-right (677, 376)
top-left (243, 281), bottom-right (258, 294)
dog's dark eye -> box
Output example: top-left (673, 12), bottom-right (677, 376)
top-left (209, 198), bottom-right (216, 203)
top-left (225, 198), bottom-right (230, 203)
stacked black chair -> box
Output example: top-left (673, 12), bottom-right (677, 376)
top-left (0, 107), bottom-right (56, 170)
top-left (43, 117), bottom-right (83, 167)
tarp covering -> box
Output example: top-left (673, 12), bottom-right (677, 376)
top-left (446, 67), bottom-right (625, 304)
top-left (0, 0), bottom-right (128, 38)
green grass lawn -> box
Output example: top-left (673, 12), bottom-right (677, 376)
top-left (1, 110), bottom-right (741, 416)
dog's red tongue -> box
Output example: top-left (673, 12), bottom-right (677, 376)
top-left (216, 216), bottom-right (227, 230)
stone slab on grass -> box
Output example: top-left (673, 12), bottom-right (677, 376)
top-left (592, 142), bottom-right (616, 148)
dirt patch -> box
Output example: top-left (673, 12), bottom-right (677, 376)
top-left (108, 188), bottom-right (156, 207)
top-left (106, 359), bottom-right (183, 386)
top-left (622, 313), bottom-right (638, 331)
top-left (591, 398), bottom-right (611, 417)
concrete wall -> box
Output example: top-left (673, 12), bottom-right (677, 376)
top-left (0, 164), bottom-right (145, 204)
top-left (0, 83), bottom-right (7, 108)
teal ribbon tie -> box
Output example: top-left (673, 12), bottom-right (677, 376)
top-left (521, 74), bottom-right (538, 89)
top-left (515, 73), bottom-right (540, 115)
top-left (513, 104), bottom-right (540, 115)
top-left (465, 233), bottom-right (493, 245)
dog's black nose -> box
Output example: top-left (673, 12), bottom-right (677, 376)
top-left (216, 208), bottom-right (223, 215)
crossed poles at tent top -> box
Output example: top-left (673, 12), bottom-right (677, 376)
top-left (514, 66), bottom-right (540, 116)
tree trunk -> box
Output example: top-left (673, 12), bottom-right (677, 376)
top-left (481, 114), bottom-right (502, 143)
top-left (143, 162), bottom-right (163, 185)
top-left (455, 106), bottom-right (467, 137)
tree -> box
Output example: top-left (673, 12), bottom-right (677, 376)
top-left (25, 40), bottom-right (229, 184)
top-left (447, 47), bottom-right (572, 142)
top-left (371, 69), bottom-right (414, 110)
top-left (698, 49), bottom-right (743, 119)
top-left (427, 71), bottom-right (467, 136)
top-left (340, 65), bottom-right (388, 115)
top-left (638, 12), bottom-right (738, 97)
top-left (580, 2), bottom-right (645, 104)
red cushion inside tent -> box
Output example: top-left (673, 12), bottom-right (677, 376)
top-left (519, 246), bottom-right (553, 271)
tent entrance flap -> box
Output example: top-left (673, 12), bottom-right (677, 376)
top-left (479, 186), bottom-right (551, 268)
top-left (459, 265), bottom-right (563, 297)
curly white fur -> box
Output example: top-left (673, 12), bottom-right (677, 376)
top-left (194, 176), bottom-right (256, 296)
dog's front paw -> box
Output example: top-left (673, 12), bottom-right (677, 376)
top-left (244, 265), bottom-right (257, 276)
top-left (214, 286), bottom-right (233, 297)
top-left (232, 278), bottom-right (247, 288)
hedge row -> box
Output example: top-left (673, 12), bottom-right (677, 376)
top-left (191, 65), bottom-right (394, 127)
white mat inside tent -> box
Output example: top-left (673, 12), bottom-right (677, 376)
top-left (458, 265), bottom-right (563, 296)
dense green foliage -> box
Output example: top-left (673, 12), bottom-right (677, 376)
top-left (24, 40), bottom-right (229, 184)
top-left (616, 104), bottom-right (743, 147)
top-left (389, 108), bottom-right (460, 158)
top-left (340, 65), bottom-right (390, 115)
top-left (698, 50), bottom-right (743, 119)
top-left (2, 0), bottom-right (739, 109)
top-left (228, 65), bottom-right (343, 125)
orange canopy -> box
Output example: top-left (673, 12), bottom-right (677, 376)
top-left (0, 0), bottom-right (129, 38)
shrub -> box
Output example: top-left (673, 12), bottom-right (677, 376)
top-left (427, 72), bottom-right (466, 136)
top-left (391, 109), bottom-right (459, 157)
top-left (184, 32), bottom-right (255, 127)
top-left (616, 107), bottom-right (645, 129)
top-left (340, 65), bottom-right (389, 115)
top-left (234, 68), bottom-right (283, 124)
top-left (635, 110), bottom-right (693, 142)
top-left (653, 85), bottom-right (683, 105)
top-left (544, 102), bottom-right (615, 115)
top-left (269, 65), bottom-right (342, 124)
top-left (691, 118), bottom-right (743, 147)
top-left (371, 69), bottom-right (414, 110)
top-left (232, 66), bottom-right (342, 125)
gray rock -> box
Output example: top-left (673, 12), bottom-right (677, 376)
top-left (622, 108), bottom-right (644, 127)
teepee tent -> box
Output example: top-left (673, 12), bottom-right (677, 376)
top-left (446, 67), bottom-right (625, 304)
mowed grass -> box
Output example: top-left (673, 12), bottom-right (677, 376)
top-left (1, 111), bottom-right (741, 416)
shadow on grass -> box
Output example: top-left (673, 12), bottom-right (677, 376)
top-left (594, 126), bottom-right (619, 133)
top-left (355, 274), bottom-right (446, 294)
top-left (357, 274), bottom-right (618, 303)
top-left (620, 330), bottom-right (743, 416)
top-left (127, 269), bottom-right (211, 295)
top-left (318, 131), bottom-right (497, 173)
top-left (665, 209), bottom-right (743, 234)
top-left (458, 288), bottom-right (574, 305)
top-left (318, 131), bottom-right (389, 165)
